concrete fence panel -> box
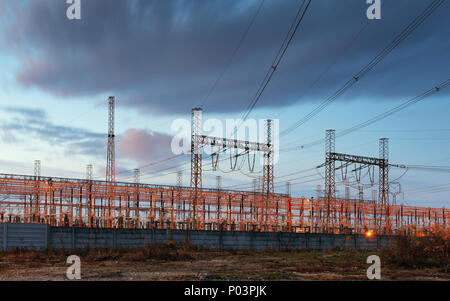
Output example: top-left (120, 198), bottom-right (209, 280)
top-left (0, 223), bottom-right (397, 251)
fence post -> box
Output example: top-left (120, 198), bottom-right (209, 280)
top-left (44, 224), bottom-right (49, 249)
top-left (3, 223), bottom-right (7, 251)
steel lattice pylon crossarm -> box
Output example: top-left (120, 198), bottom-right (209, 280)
top-left (321, 130), bottom-right (390, 208)
top-left (189, 109), bottom-right (275, 230)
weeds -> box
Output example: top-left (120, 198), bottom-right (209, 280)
top-left (382, 230), bottom-right (449, 272)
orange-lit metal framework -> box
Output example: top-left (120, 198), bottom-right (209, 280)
top-left (0, 173), bottom-right (448, 235)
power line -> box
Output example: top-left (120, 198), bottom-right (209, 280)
top-left (200, 0), bottom-right (266, 108)
top-left (272, 0), bottom-right (394, 121)
top-left (231, 0), bottom-right (312, 136)
top-left (279, 0), bottom-right (447, 138)
top-left (283, 79), bottom-right (450, 151)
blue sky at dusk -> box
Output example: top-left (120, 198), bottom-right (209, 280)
top-left (0, 0), bottom-right (449, 208)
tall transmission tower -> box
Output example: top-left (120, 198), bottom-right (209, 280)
top-left (262, 119), bottom-right (274, 197)
top-left (134, 168), bottom-right (140, 228)
top-left (33, 160), bottom-right (41, 216)
top-left (86, 164), bottom-right (93, 181)
top-left (190, 108), bottom-right (203, 228)
top-left (325, 130), bottom-right (336, 201)
top-left (379, 138), bottom-right (389, 206)
top-left (34, 160), bottom-right (41, 179)
top-left (106, 96), bottom-right (116, 227)
top-left (134, 168), bottom-right (140, 184)
top-left (176, 171), bottom-right (182, 187)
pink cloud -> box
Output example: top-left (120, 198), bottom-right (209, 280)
top-left (118, 128), bottom-right (174, 165)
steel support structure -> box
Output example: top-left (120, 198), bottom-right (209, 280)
top-left (0, 173), bottom-right (447, 235)
top-left (86, 165), bottom-right (93, 181)
top-left (190, 109), bottom-right (274, 230)
top-left (190, 108), bottom-right (203, 229)
top-left (106, 96), bottom-right (115, 227)
top-left (325, 130), bottom-right (336, 202)
top-left (379, 138), bottom-right (389, 206)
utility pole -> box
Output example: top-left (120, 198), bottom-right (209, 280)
top-left (86, 164), bottom-right (93, 181)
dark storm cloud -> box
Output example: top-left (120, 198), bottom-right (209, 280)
top-left (2, 0), bottom-right (449, 115)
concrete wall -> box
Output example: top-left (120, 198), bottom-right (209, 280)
top-left (1, 223), bottom-right (395, 251)
top-left (1, 223), bottom-right (48, 251)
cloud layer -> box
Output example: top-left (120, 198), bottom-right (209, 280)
top-left (2, 0), bottom-right (449, 116)
top-left (0, 106), bottom-right (177, 167)
top-left (118, 128), bottom-right (176, 165)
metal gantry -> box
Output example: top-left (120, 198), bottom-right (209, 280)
top-left (321, 130), bottom-right (390, 206)
top-left (189, 108), bottom-right (275, 230)
top-left (0, 101), bottom-right (446, 237)
top-left (0, 173), bottom-right (448, 235)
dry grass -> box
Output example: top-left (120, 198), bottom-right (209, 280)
top-left (0, 238), bottom-right (449, 281)
top-left (382, 230), bottom-right (450, 273)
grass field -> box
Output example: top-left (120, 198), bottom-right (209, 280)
top-left (0, 243), bottom-right (448, 281)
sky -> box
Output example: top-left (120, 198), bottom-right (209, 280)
top-left (0, 0), bottom-right (449, 208)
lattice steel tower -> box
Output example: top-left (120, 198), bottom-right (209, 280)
top-left (34, 160), bottom-right (41, 179)
top-left (325, 130), bottom-right (336, 201)
top-left (106, 96), bottom-right (116, 227)
top-left (190, 108), bottom-right (203, 228)
top-left (134, 168), bottom-right (140, 184)
top-left (86, 164), bottom-right (93, 181)
top-left (33, 160), bottom-right (41, 215)
top-left (176, 171), bottom-right (182, 187)
top-left (190, 108), bottom-right (203, 191)
top-left (379, 138), bottom-right (389, 206)
top-left (262, 119), bottom-right (274, 196)
top-left (134, 168), bottom-right (140, 227)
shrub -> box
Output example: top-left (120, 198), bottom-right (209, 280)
top-left (382, 230), bottom-right (449, 272)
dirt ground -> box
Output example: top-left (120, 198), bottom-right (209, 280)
top-left (0, 246), bottom-right (448, 281)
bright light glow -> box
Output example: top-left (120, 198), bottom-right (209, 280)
top-left (365, 230), bottom-right (374, 238)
